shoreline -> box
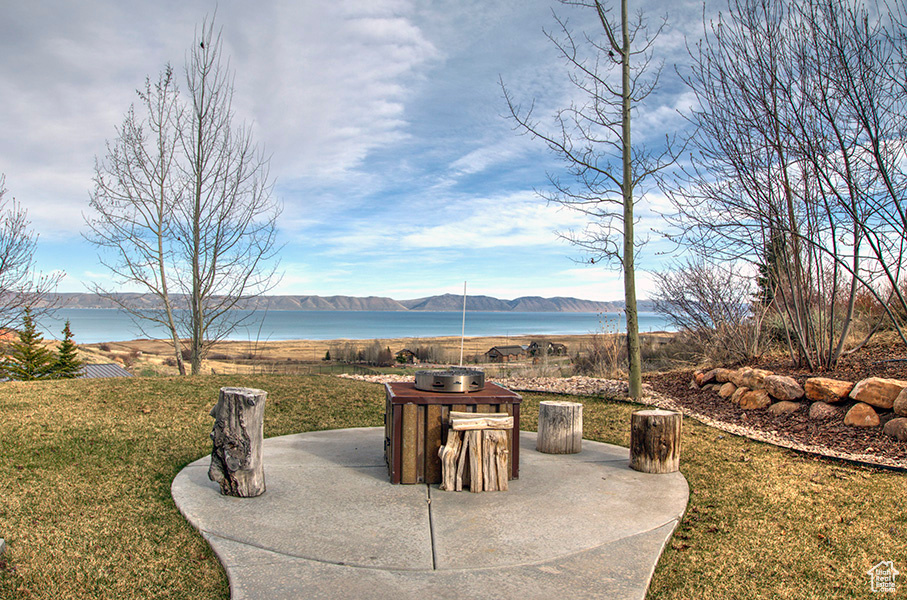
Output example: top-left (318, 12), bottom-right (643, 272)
top-left (79, 332), bottom-right (675, 375)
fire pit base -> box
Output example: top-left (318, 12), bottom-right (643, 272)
top-left (384, 382), bottom-right (522, 484)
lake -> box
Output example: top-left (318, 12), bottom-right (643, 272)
top-left (37, 308), bottom-right (673, 344)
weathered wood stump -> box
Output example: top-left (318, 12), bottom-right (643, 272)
top-left (629, 409), bottom-right (682, 474)
top-left (536, 400), bottom-right (583, 454)
top-left (438, 415), bottom-right (512, 492)
top-left (209, 387), bottom-right (267, 497)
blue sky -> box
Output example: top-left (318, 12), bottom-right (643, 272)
top-left (1, 0), bottom-right (717, 302)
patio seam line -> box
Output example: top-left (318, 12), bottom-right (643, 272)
top-left (198, 529), bottom-right (435, 572)
top-left (426, 484), bottom-right (438, 571)
top-left (429, 517), bottom-right (685, 574)
top-left (197, 517), bottom-right (684, 576)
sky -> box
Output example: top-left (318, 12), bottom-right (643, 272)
top-left (0, 0), bottom-right (718, 302)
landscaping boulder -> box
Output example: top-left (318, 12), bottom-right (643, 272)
top-left (809, 402), bottom-right (843, 421)
top-left (763, 375), bottom-right (805, 401)
top-left (713, 368), bottom-right (733, 383)
top-left (697, 369), bottom-right (720, 386)
top-left (804, 377), bottom-right (854, 404)
top-left (768, 401), bottom-right (802, 416)
top-left (717, 382), bottom-right (737, 398)
top-left (849, 377), bottom-right (907, 410)
top-left (894, 388), bottom-right (907, 417)
top-left (844, 402), bottom-right (880, 427)
top-left (730, 386), bottom-right (750, 405)
top-left (883, 418), bottom-right (907, 442)
top-left (739, 389), bottom-right (771, 410)
top-left (731, 368), bottom-right (772, 389)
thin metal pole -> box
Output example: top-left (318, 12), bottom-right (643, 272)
top-left (460, 281), bottom-right (467, 366)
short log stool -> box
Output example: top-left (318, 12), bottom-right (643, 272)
top-left (438, 412), bottom-right (512, 492)
top-left (629, 409), bottom-right (682, 474)
top-left (537, 400), bottom-right (583, 454)
top-left (209, 387), bottom-right (267, 497)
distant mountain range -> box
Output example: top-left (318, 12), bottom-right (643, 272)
top-left (46, 292), bottom-right (654, 313)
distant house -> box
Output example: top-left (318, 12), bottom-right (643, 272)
top-left (78, 363), bottom-right (133, 379)
top-left (484, 345), bottom-right (527, 363)
top-left (527, 340), bottom-right (568, 357)
top-left (395, 349), bottom-right (417, 364)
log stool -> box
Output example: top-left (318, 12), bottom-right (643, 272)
top-left (438, 412), bottom-right (512, 492)
top-left (537, 400), bottom-right (583, 454)
top-left (208, 387), bottom-right (267, 497)
top-left (629, 409), bottom-right (682, 474)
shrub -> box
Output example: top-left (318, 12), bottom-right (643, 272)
top-left (652, 258), bottom-right (768, 365)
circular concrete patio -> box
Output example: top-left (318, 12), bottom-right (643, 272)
top-left (172, 428), bottom-right (688, 599)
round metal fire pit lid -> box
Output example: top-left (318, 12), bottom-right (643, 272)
top-left (414, 368), bottom-right (485, 393)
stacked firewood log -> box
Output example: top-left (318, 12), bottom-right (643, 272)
top-left (438, 412), bottom-right (512, 492)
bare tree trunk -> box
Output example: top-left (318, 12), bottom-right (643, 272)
top-left (620, 0), bottom-right (641, 399)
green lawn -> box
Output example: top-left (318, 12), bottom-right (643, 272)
top-left (0, 376), bottom-right (903, 599)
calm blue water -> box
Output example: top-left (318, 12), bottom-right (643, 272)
top-left (36, 309), bottom-right (672, 344)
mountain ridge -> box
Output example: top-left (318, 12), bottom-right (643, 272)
top-left (45, 292), bottom-right (653, 313)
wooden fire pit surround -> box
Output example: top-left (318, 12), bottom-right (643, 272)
top-left (384, 382), bottom-right (522, 488)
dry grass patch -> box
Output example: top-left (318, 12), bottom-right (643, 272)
top-left (0, 375), bottom-right (384, 599)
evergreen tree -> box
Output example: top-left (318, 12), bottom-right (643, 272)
top-left (3, 307), bottom-right (55, 381)
top-left (756, 230), bottom-right (786, 307)
top-left (52, 321), bottom-right (84, 379)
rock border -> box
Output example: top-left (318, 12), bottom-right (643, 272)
top-left (338, 373), bottom-right (907, 471)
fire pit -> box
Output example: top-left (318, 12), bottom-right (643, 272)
top-left (384, 372), bottom-right (521, 485)
top-left (414, 368), bottom-right (485, 393)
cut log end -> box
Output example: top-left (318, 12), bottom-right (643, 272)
top-left (629, 409), bottom-right (681, 474)
top-left (209, 387), bottom-right (267, 497)
top-left (536, 400), bottom-right (583, 454)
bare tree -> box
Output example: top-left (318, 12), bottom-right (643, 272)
top-left (504, 0), bottom-right (674, 398)
top-left (652, 256), bottom-right (768, 364)
top-left (663, 0), bottom-right (906, 370)
top-left (0, 175), bottom-right (61, 331)
top-left (176, 19), bottom-right (281, 375)
top-left (86, 67), bottom-right (187, 375)
top-left (86, 17), bottom-right (281, 375)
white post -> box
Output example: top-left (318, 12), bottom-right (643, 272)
top-left (460, 280), bottom-right (467, 366)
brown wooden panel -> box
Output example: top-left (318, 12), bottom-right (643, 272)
top-left (424, 404), bottom-right (443, 484)
top-left (415, 405), bottom-right (425, 483)
top-left (392, 405), bottom-right (403, 483)
top-left (401, 403), bottom-right (418, 484)
top-left (504, 404), bottom-right (513, 474)
top-left (512, 404), bottom-right (520, 479)
top-left (384, 390), bottom-right (392, 477)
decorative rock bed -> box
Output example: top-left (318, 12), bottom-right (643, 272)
top-left (690, 367), bottom-right (907, 443)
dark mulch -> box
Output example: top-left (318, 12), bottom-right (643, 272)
top-left (644, 338), bottom-right (907, 464)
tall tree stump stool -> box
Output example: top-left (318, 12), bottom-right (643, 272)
top-left (537, 400), bottom-right (583, 454)
top-left (630, 409), bottom-right (682, 474)
top-left (438, 414), bottom-right (512, 492)
top-left (209, 387), bottom-right (267, 497)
